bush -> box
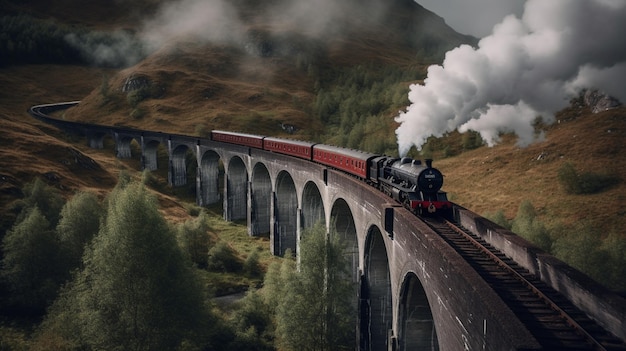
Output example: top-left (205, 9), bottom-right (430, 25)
top-left (207, 241), bottom-right (243, 273)
top-left (243, 250), bottom-right (262, 277)
top-left (16, 177), bottom-right (65, 227)
top-left (461, 130), bottom-right (483, 150)
top-left (511, 200), bottom-right (552, 252)
top-left (176, 212), bottom-right (211, 269)
top-left (2, 207), bottom-right (61, 315)
top-left (130, 107), bottom-right (145, 120)
top-left (230, 289), bottom-right (273, 345)
top-left (483, 209), bottom-right (511, 230)
top-left (552, 222), bottom-right (608, 285)
top-left (127, 88), bottom-right (150, 107)
top-left (601, 231), bottom-right (626, 292)
top-left (558, 162), bottom-right (620, 194)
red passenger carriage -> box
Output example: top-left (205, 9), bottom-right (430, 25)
top-left (211, 130), bottom-right (264, 149)
top-left (312, 144), bottom-right (378, 179)
top-left (263, 137), bottom-right (315, 160)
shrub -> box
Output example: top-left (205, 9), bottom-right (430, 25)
top-left (230, 289), bottom-right (272, 340)
top-left (207, 241), bottom-right (243, 273)
top-left (243, 250), bottom-right (262, 277)
top-left (600, 231), bottom-right (626, 292)
top-left (483, 209), bottom-right (511, 230)
top-left (511, 200), bottom-right (552, 252)
top-left (2, 207), bottom-right (61, 315)
top-left (176, 212), bottom-right (211, 269)
top-left (558, 162), bottom-right (620, 194)
top-left (16, 177), bottom-right (65, 226)
top-left (129, 107), bottom-right (145, 120)
top-left (552, 221), bottom-right (608, 285)
top-left (461, 130), bottom-right (483, 150)
top-left (195, 124), bottom-right (210, 137)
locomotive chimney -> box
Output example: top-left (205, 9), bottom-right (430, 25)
top-left (425, 159), bottom-right (433, 168)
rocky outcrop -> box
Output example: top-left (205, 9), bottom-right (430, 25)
top-left (583, 90), bottom-right (622, 113)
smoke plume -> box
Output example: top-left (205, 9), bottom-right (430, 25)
top-left (395, 0), bottom-right (626, 155)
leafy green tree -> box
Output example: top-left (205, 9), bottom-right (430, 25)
top-left (601, 231), bottom-right (626, 291)
top-left (262, 248), bottom-right (296, 314)
top-left (461, 130), bottom-right (483, 150)
top-left (56, 191), bottom-right (103, 274)
top-left (243, 249), bottom-right (263, 277)
top-left (44, 181), bottom-right (213, 350)
top-left (552, 221), bottom-right (607, 284)
top-left (207, 241), bottom-right (243, 273)
top-left (1, 207), bottom-right (61, 314)
top-left (15, 177), bottom-right (65, 227)
top-left (228, 289), bottom-right (274, 350)
top-left (483, 209), bottom-right (511, 230)
top-left (176, 211), bottom-right (211, 269)
top-left (558, 162), bottom-right (620, 195)
top-left (267, 223), bottom-right (356, 351)
top-left (511, 200), bottom-right (552, 252)
top-left (558, 162), bottom-right (582, 194)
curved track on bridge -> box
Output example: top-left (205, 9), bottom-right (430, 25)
top-left (426, 218), bottom-right (626, 351)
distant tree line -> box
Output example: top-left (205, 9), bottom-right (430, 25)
top-left (311, 64), bottom-right (423, 156)
top-left (0, 14), bottom-right (145, 68)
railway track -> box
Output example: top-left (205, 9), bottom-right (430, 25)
top-left (425, 217), bottom-right (626, 350)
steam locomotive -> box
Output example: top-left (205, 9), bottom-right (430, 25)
top-left (212, 130), bottom-right (451, 216)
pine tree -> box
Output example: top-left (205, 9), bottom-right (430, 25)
top-left (1, 207), bottom-right (61, 314)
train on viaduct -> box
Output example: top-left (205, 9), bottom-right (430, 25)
top-left (29, 102), bottom-right (626, 350)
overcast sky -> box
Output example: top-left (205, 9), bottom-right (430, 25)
top-left (416, 0), bottom-right (526, 37)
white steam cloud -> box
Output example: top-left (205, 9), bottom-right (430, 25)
top-left (395, 0), bottom-right (626, 155)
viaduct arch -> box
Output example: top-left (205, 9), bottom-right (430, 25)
top-left (29, 103), bottom-right (626, 350)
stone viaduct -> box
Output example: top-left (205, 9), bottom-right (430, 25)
top-left (30, 103), bottom-right (626, 350)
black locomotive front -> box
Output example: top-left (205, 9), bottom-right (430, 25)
top-left (387, 158), bottom-right (443, 193)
